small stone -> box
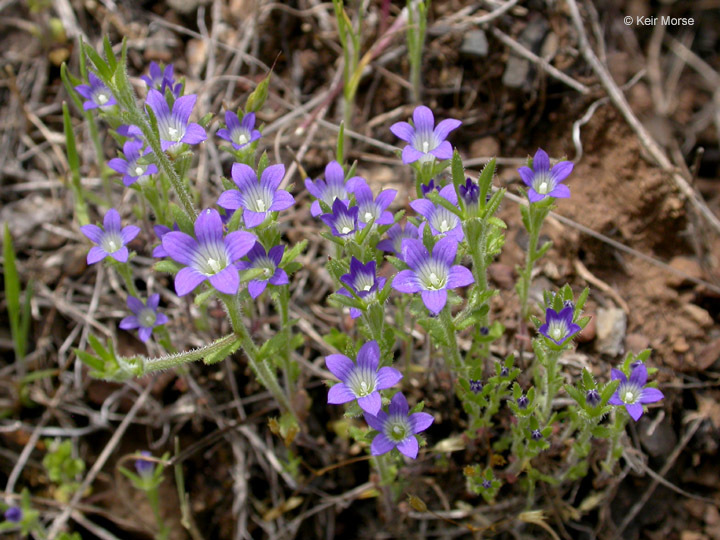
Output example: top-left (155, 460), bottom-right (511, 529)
top-left (696, 339), bottom-right (720, 370)
top-left (488, 263), bottom-right (515, 290)
top-left (594, 307), bottom-right (627, 356)
top-left (576, 314), bottom-right (596, 343)
top-left (639, 415), bottom-right (676, 458)
top-left (626, 333), bottom-right (650, 354)
top-left (666, 256), bottom-right (703, 287)
top-left (683, 304), bottom-right (713, 328)
top-left (674, 337), bottom-right (690, 353)
top-left (460, 30), bottom-right (489, 57)
top-left (502, 55), bottom-right (531, 89)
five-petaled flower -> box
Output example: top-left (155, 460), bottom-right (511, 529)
top-left (518, 148), bottom-right (573, 203)
top-left (352, 180), bottom-right (396, 228)
top-left (141, 62), bottom-right (182, 97)
top-left (392, 237), bottom-right (474, 314)
top-left (108, 140), bottom-right (159, 186)
top-left (305, 161), bottom-right (361, 217)
top-left (364, 392), bottom-right (434, 459)
top-left (145, 89), bottom-right (207, 152)
top-left (376, 222), bottom-right (419, 254)
top-left (538, 306), bottom-right (582, 346)
top-left (390, 105), bottom-right (461, 164)
top-left (134, 450), bottom-right (155, 477)
top-left (321, 199), bottom-right (359, 238)
top-left (119, 294), bottom-right (168, 342)
top-left (236, 242), bottom-right (289, 299)
top-left (217, 111), bottom-right (262, 150)
top-left (74, 72), bottom-right (117, 110)
top-left (338, 258), bottom-right (386, 319)
top-left (608, 363), bottom-right (664, 421)
top-left (411, 184), bottom-right (464, 241)
top-left (326, 341), bottom-right (402, 415)
top-left (217, 163), bottom-right (294, 228)
top-left (81, 209), bottom-right (140, 265)
top-left (161, 208), bottom-right (256, 296)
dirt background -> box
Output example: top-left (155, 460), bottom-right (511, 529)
top-left (1, 0), bottom-right (719, 539)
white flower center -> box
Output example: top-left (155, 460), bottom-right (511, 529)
top-left (139, 308), bottom-right (157, 327)
top-left (422, 141), bottom-right (429, 153)
top-left (429, 272), bottom-right (440, 286)
top-left (552, 327), bottom-right (563, 340)
top-left (168, 127), bottom-right (178, 139)
top-left (440, 219), bottom-right (449, 231)
top-left (207, 258), bottom-right (222, 273)
top-left (393, 425), bottom-right (403, 435)
top-left (256, 199), bottom-right (266, 212)
top-left (237, 133), bottom-right (248, 145)
top-left (97, 94), bottom-right (108, 104)
top-left (134, 166), bottom-right (144, 176)
top-left (364, 212), bottom-right (373, 222)
top-left (341, 226), bottom-right (351, 234)
top-left (359, 381), bottom-right (369, 395)
top-left (107, 240), bottom-right (117, 251)
top-left (362, 284), bottom-right (372, 292)
top-left (538, 181), bottom-right (548, 193)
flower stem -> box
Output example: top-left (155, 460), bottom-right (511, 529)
top-left (439, 306), bottom-right (462, 372)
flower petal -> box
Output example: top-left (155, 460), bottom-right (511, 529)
top-left (261, 164), bottom-right (285, 192)
top-left (324, 161), bottom-right (345, 185)
top-left (327, 383), bottom-right (356, 404)
top-left (269, 190), bottom-right (295, 212)
top-left (412, 106), bottom-right (435, 133)
top-left (119, 316), bottom-right (140, 330)
top-left (175, 267), bottom-right (207, 296)
top-left (410, 412), bottom-right (434, 434)
top-left (364, 411), bottom-right (387, 432)
top-left (640, 387), bottom-right (664, 404)
top-left (388, 392), bottom-right (409, 416)
top-left (518, 166), bottom-right (535, 187)
top-left (127, 296), bottom-right (145, 314)
top-left (390, 121), bottom-right (415, 142)
top-left (630, 363), bottom-right (648, 386)
top-left (86, 246), bottom-right (108, 264)
top-left (551, 161), bottom-right (574, 183)
top-left (434, 118), bottom-right (462, 141)
top-left (402, 145), bottom-right (424, 164)
top-left (433, 237), bottom-right (458, 267)
top-left (421, 289), bottom-right (447, 314)
top-left (429, 140), bottom-right (453, 160)
top-left (80, 224), bottom-right (104, 244)
top-left (371, 434), bottom-right (395, 456)
top-left (401, 238), bottom-right (429, 270)
top-left (231, 163), bottom-right (258, 190)
top-left (181, 123), bottom-right (207, 145)
top-left (243, 210), bottom-right (266, 228)
top-left (533, 148), bottom-right (550, 171)
top-left (225, 231), bottom-right (256, 262)
top-left (268, 245), bottom-right (285, 265)
top-left (357, 341), bottom-right (380, 371)
top-left (103, 209), bottom-right (122, 231)
top-left (611, 369), bottom-right (627, 383)
top-left (376, 367), bottom-right (402, 390)
top-left (163, 231), bottom-right (198, 265)
top-left (247, 279), bottom-right (268, 299)
top-left (392, 269), bottom-right (421, 293)
top-left (396, 436), bottom-right (419, 459)
top-left (109, 247), bottom-right (129, 262)
top-left (138, 326), bottom-right (153, 342)
top-left (209, 266), bottom-right (240, 295)
top-left (172, 94), bottom-right (197, 125)
top-left (549, 184), bottom-right (571, 199)
top-left (446, 265), bottom-right (474, 289)
top-left (121, 225), bottom-right (141, 244)
top-left (409, 199), bottom-right (435, 221)
top-left (626, 403), bottom-right (644, 421)
top-left (358, 392), bottom-right (381, 415)
top-left (195, 209), bottom-right (224, 245)
top-left (325, 354), bottom-right (354, 382)
top-left (217, 190), bottom-right (243, 210)
top-left (145, 89), bottom-right (169, 118)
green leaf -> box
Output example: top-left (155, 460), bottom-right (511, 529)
top-left (336, 121), bottom-right (345, 163)
top-left (154, 260), bottom-right (181, 274)
top-left (74, 349), bottom-right (104, 371)
top-left (3, 225), bottom-right (23, 361)
top-left (564, 384), bottom-right (585, 406)
top-left (477, 158), bottom-right (496, 203)
top-left (245, 72), bottom-right (271, 113)
top-left (203, 338), bottom-right (241, 365)
top-left (581, 368), bottom-right (595, 390)
top-left (450, 149), bottom-right (464, 190)
top-left (600, 379), bottom-right (620, 404)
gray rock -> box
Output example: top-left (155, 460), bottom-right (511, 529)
top-left (460, 30), bottom-right (489, 57)
top-left (594, 307), bottom-right (627, 356)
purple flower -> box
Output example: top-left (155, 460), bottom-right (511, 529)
top-left (305, 161), bottom-right (361, 218)
top-left (410, 184), bottom-right (464, 241)
top-left (161, 208), bottom-right (256, 296)
top-left (3, 506), bottom-right (22, 523)
top-left (586, 389), bottom-right (601, 407)
top-left (134, 450), bottom-right (155, 477)
top-left (236, 242), bottom-right (289, 299)
top-left (338, 258), bottom-right (386, 319)
top-left (141, 62), bottom-right (182, 97)
top-left (217, 163), bottom-right (294, 228)
top-left (326, 341), bottom-right (402, 415)
top-left (145, 89), bottom-right (207, 152)
top-left (108, 140), bottom-right (159, 186)
top-left (608, 363), bottom-right (664, 421)
top-left (353, 180), bottom-right (396, 228)
top-left (469, 379), bottom-right (483, 393)
top-left (390, 105), bottom-right (461, 164)
top-left (458, 178), bottom-right (480, 209)
top-left (518, 148), bottom-right (573, 203)
top-left (119, 294), bottom-right (168, 342)
top-left (481, 479), bottom-right (492, 489)
top-left (538, 306), bottom-right (581, 346)
top-left (80, 209), bottom-right (140, 265)
top-left (320, 199), bottom-right (359, 238)
top-left (117, 124), bottom-right (143, 140)
top-left (517, 394), bottom-right (529, 409)
top-left (364, 392), bottom-right (434, 459)
top-left (530, 429), bottom-right (543, 441)
top-left (376, 222), bottom-right (419, 254)
top-left (217, 111), bottom-right (262, 150)
top-left (420, 179), bottom-right (438, 196)
top-left (151, 223), bottom-right (179, 258)
top-left (392, 237), bottom-right (474, 314)
top-left (74, 72), bottom-right (117, 110)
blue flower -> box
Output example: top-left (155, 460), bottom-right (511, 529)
top-left (236, 243), bottom-right (289, 299)
top-left (390, 106), bottom-right (461, 164)
top-left (320, 199), bottom-right (359, 238)
top-left (410, 184), bottom-right (464, 241)
top-left (74, 73), bottom-right (116, 110)
top-left (141, 62), bottom-right (182, 97)
top-left (119, 294), bottom-right (168, 342)
top-left (364, 392), bottom-right (434, 459)
top-left (517, 148), bottom-right (573, 203)
top-left (338, 258), bottom-right (386, 319)
top-left (108, 140), bottom-right (158, 186)
top-left (145, 90), bottom-right (207, 152)
top-left (80, 209), bottom-right (140, 265)
top-left (538, 306), bottom-right (581, 346)
top-left (608, 363), bottom-right (664, 421)
top-left (216, 111), bottom-right (262, 150)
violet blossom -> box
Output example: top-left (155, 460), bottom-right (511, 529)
top-left (376, 222), bottom-right (419, 254)
top-left (410, 184), bottom-right (464, 241)
top-left (608, 363), bottom-right (664, 421)
top-left (3, 507), bottom-right (22, 523)
top-left (134, 450), bottom-right (155, 477)
top-left (320, 199), bottom-right (359, 238)
top-left (338, 258), bottom-right (386, 319)
top-left (81, 209), bottom-right (140, 265)
top-left (390, 105), bottom-right (461, 164)
top-left (119, 294), bottom-right (168, 342)
top-left (364, 392), bottom-right (434, 459)
top-left (141, 62), bottom-right (182, 97)
top-left (151, 223), bottom-right (179, 258)
top-left (353, 180), bottom-right (396, 228)
top-left (236, 242), bottom-right (289, 299)
top-left (538, 306), bottom-right (581, 346)
top-left (145, 89), bottom-right (207, 151)
top-left (392, 237), bottom-right (474, 314)
top-left (74, 72), bottom-right (117, 110)
top-left (161, 208), bottom-right (256, 296)
top-left (216, 111), bottom-right (261, 150)
top-left (518, 148), bottom-right (573, 203)
top-left (305, 161), bottom-right (361, 217)
top-left (217, 163), bottom-right (294, 228)
top-left (326, 341), bottom-right (402, 415)
top-left (108, 140), bottom-right (158, 186)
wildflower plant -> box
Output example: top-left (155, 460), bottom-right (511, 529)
top-left (58, 32), bottom-right (670, 537)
